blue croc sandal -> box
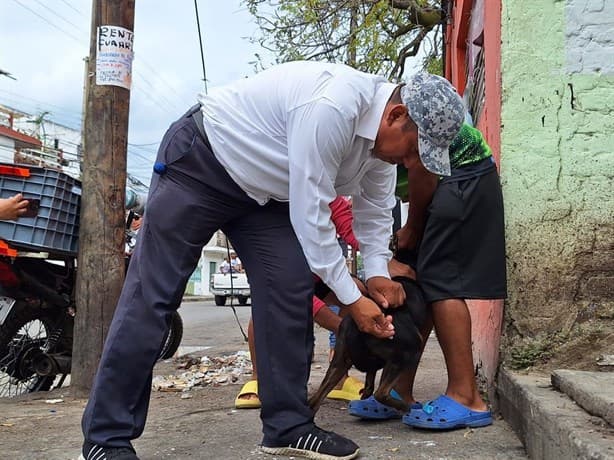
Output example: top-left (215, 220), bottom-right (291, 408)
top-left (348, 390), bottom-right (422, 420)
top-left (402, 394), bottom-right (492, 430)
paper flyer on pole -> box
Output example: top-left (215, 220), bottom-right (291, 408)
top-left (95, 25), bottom-right (134, 89)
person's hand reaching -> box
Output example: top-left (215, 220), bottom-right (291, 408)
top-left (366, 277), bottom-right (406, 308)
top-left (346, 296), bottom-right (395, 339)
top-left (0, 194), bottom-right (29, 220)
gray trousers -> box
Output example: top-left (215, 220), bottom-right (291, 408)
top-left (82, 105), bottom-right (316, 448)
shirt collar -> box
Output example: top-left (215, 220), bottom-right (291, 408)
top-left (356, 82), bottom-right (397, 141)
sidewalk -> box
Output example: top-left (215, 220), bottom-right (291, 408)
top-left (0, 326), bottom-right (530, 460)
top-left (0, 328), bottom-right (614, 460)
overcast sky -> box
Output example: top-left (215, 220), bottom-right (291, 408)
top-left (0, 0), bottom-right (268, 184)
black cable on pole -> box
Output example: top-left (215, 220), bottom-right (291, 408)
top-left (193, 0), bottom-right (208, 94)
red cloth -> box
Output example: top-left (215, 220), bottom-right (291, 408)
top-left (312, 296), bottom-right (327, 316)
top-left (311, 197), bottom-right (359, 316)
top-left (329, 196), bottom-right (359, 251)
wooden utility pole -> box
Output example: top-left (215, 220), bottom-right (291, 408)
top-left (72, 0), bottom-right (135, 396)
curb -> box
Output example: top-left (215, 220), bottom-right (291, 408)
top-left (498, 368), bottom-right (614, 460)
top-left (182, 295), bottom-right (213, 302)
top-left (551, 369), bottom-right (614, 426)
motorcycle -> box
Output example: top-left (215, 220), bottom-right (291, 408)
top-left (0, 191), bottom-right (183, 398)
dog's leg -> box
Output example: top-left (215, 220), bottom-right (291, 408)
top-left (374, 362), bottom-right (409, 412)
top-left (308, 332), bottom-right (353, 413)
top-left (361, 370), bottom-right (376, 400)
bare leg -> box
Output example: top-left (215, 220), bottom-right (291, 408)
top-left (236, 318), bottom-right (259, 403)
top-left (394, 314), bottom-right (433, 405)
top-left (248, 318), bottom-right (257, 379)
top-left (431, 299), bottom-right (488, 411)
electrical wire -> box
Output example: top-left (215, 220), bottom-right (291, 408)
top-left (11, 0), bottom-right (84, 44)
top-left (193, 0), bottom-right (208, 93)
top-left (32, 0), bottom-right (87, 34)
top-left (58, 0), bottom-right (86, 17)
top-left (9, 0), bottom-right (188, 121)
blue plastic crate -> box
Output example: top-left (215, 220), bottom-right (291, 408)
top-left (0, 163), bottom-right (81, 255)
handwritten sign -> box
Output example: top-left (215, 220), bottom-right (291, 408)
top-left (95, 25), bottom-right (134, 89)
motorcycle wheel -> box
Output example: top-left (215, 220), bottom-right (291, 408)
top-left (158, 311), bottom-right (183, 361)
top-left (0, 302), bottom-right (57, 397)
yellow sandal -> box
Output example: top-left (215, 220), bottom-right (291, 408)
top-left (235, 380), bottom-right (261, 409)
top-left (326, 376), bottom-right (364, 401)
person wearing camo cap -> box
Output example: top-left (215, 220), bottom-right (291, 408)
top-left (79, 61), bottom-right (464, 460)
top-left (349, 121), bottom-right (506, 431)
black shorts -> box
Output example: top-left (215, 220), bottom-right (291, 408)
top-left (417, 164), bottom-right (507, 303)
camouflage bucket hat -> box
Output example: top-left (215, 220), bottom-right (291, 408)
top-left (401, 72), bottom-right (465, 176)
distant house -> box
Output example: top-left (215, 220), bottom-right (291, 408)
top-left (0, 104), bottom-right (81, 179)
top-left (185, 230), bottom-right (234, 297)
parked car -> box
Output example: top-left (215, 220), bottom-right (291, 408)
top-left (210, 272), bottom-right (250, 306)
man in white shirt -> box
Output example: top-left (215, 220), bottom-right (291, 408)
top-left (229, 251), bottom-right (242, 272)
top-left (80, 61), bottom-right (464, 460)
top-left (219, 257), bottom-right (230, 274)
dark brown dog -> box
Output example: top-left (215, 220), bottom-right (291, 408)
top-left (309, 276), bottom-right (427, 413)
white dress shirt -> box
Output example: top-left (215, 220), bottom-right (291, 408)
top-left (199, 61), bottom-right (397, 305)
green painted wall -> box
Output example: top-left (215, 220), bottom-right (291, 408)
top-left (500, 0), bottom-right (614, 370)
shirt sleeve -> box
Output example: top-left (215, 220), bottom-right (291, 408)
top-left (352, 160), bottom-right (396, 281)
top-left (312, 296), bottom-right (327, 316)
top-left (329, 196), bottom-right (359, 252)
top-left (286, 102), bottom-right (362, 306)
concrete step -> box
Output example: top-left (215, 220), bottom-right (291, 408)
top-left (551, 369), bottom-right (614, 426)
top-left (498, 368), bottom-right (614, 460)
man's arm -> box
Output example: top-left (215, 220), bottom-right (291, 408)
top-left (286, 102), bottom-right (394, 339)
top-left (351, 161), bottom-right (397, 281)
top-left (352, 160), bottom-right (406, 308)
top-left (396, 152), bottom-right (439, 250)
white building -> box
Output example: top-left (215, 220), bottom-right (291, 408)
top-left (0, 104), bottom-right (81, 179)
top-left (185, 230), bottom-right (231, 296)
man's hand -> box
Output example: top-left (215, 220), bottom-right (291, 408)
top-left (0, 194), bottom-right (29, 220)
top-left (366, 276), bottom-right (406, 308)
top-left (388, 258), bottom-right (416, 280)
top-left (346, 296), bottom-right (394, 339)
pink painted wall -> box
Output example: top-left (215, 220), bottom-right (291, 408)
top-left (445, 0), bottom-right (504, 400)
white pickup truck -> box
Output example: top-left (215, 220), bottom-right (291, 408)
top-left (210, 272), bottom-right (251, 306)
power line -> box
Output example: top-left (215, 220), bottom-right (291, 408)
top-left (32, 0), bottom-right (87, 34)
top-left (58, 0), bottom-right (86, 18)
top-left (9, 1), bottom-right (184, 116)
top-left (129, 142), bottom-right (160, 147)
top-left (193, 0), bottom-right (208, 94)
top-left (11, 0), bottom-right (84, 44)
top-left (131, 67), bottom-right (182, 113)
top-left (0, 91), bottom-right (83, 124)
top-left (133, 57), bottom-right (184, 101)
